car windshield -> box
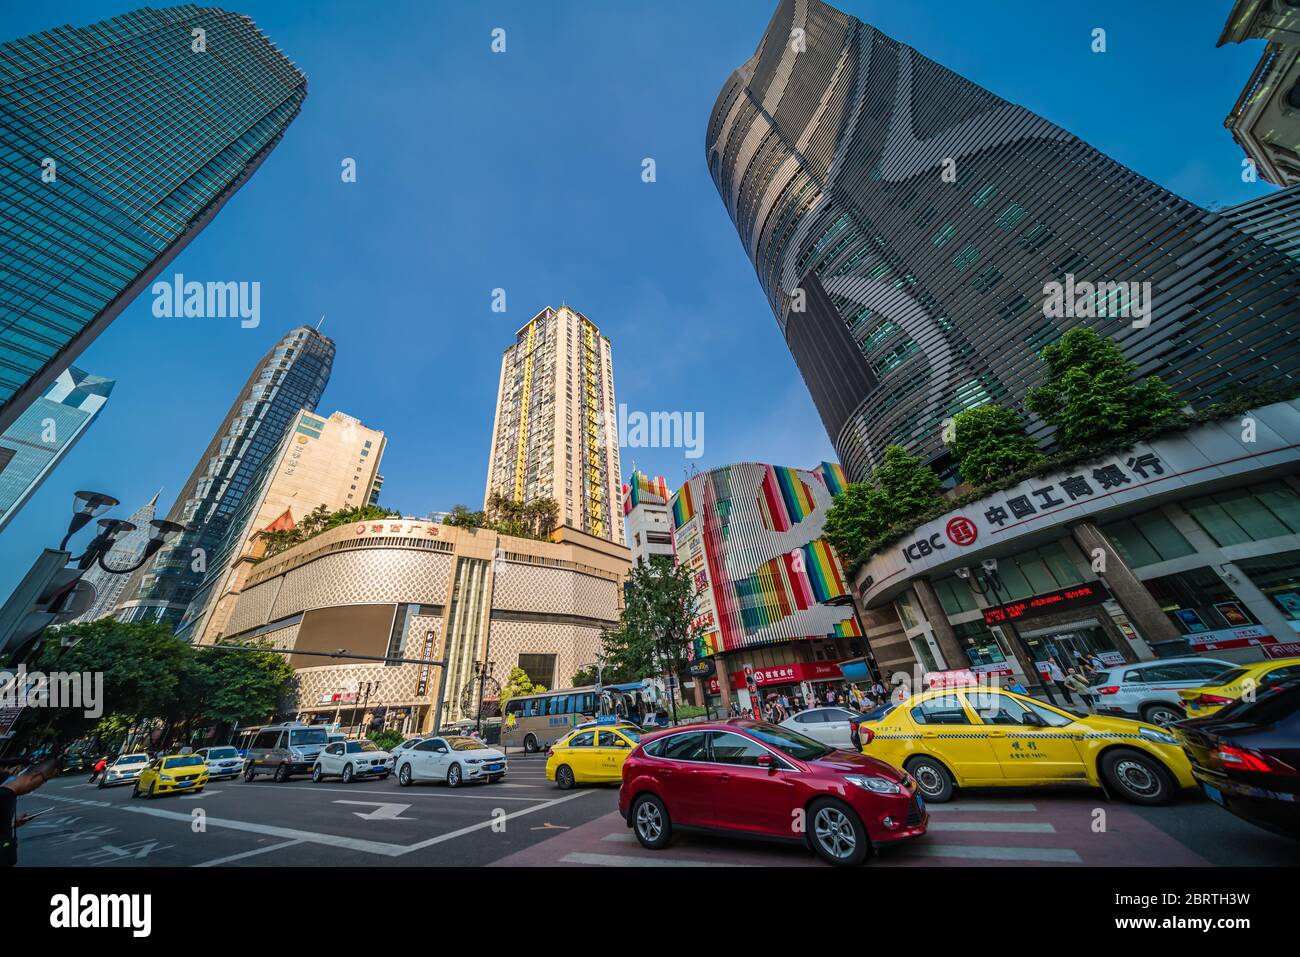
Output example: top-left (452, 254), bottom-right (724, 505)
top-left (346, 741), bottom-right (379, 753)
top-left (1087, 671), bottom-right (1113, 686)
top-left (207, 747), bottom-right (238, 759)
top-left (859, 702), bottom-right (897, 722)
top-left (741, 722), bottom-right (833, 760)
top-left (448, 737), bottom-right (487, 751)
top-left (163, 756), bottom-right (205, 769)
top-left (116, 755), bottom-right (147, 765)
top-left (289, 729), bottom-right (328, 746)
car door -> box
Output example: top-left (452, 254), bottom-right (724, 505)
top-left (821, 709), bottom-right (857, 750)
top-left (320, 743), bottom-right (342, 775)
top-left (909, 692), bottom-right (1003, 784)
top-left (595, 730), bottom-right (633, 781)
top-left (964, 690), bottom-right (1088, 783)
top-left (790, 709), bottom-right (830, 745)
top-left (650, 730), bottom-right (717, 826)
top-left (426, 738), bottom-right (453, 778)
top-left (563, 730), bottom-right (598, 781)
top-left (407, 739), bottom-right (440, 780)
top-left (705, 730), bottom-right (797, 837)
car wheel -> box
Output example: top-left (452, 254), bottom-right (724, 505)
top-left (311, 764), bottom-right (323, 783)
top-left (631, 793), bottom-right (672, 850)
top-left (905, 756), bottom-right (955, 803)
top-left (1101, 748), bottom-right (1176, 806)
top-left (523, 734), bottom-right (538, 754)
top-left (379, 772), bottom-right (390, 780)
top-left (556, 765), bottom-right (575, 790)
top-left (147, 781), bottom-right (157, 800)
top-left (244, 765), bottom-right (256, 783)
top-left (1141, 703), bottom-right (1183, 727)
top-left (398, 763), bottom-right (413, 787)
top-left (341, 763), bottom-right (354, 784)
top-left (131, 782), bottom-right (141, 799)
top-left (808, 798), bottom-right (870, 867)
top-left (446, 763), bottom-right (462, 788)
top-left (274, 764), bottom-right (290, 783)
top-left (489, 774), bottom-right (503, 783)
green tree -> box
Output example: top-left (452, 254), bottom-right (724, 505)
top-left (498, 666), bottom-right (545, 710)
top-left (822, 481), bottom-right (894, 564)
top-left (950, 404), bottom-right (1043, 486)
top-left (604, 558), bottom-right (701, 709)
top-left (822, 445), bottom-right (943, 566)
top-left (443, 504), bottom-right (486, 528)
top-left (256, 502), bottom-right (399, 558)
top-left (1026, 327), bottom-right (1182, 450)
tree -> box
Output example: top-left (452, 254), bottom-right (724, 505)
top-left (498, 666), bottom-right (545, 710)
top-left (1026, 327), bottom-right (1182, 450)
top-left (256, 502), bottom-right (399, 558)
top-left (822, 445), bottom-right (944, 566)
top-left (950, 404), bottom-right (1043, 486)
top-left (443, 504), bottom-right (486, 528)
top-left (170, 644), bottom-right (295, 741)
top-left (447, 493), bottom-right (559, 541)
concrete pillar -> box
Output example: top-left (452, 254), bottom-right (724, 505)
top-left (1070, 521), bottom-right (1180, 648)
top-left (910, 579), bottom-right (969, 671)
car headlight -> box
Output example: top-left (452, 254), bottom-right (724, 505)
top-left (845, 774), bottom-right (904, 795)
top-left (467, 758), bottom-right (483, 764)
top-left (1140, 727), bottom-right (1177, 746)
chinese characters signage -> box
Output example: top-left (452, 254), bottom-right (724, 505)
top-left (981, 582), bottom-right (1109, 624)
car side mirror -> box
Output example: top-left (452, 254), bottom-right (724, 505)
top-left (757, 753), bottom-right (773, 770)
top-left (1022, 712), bottom-right (1044, 727)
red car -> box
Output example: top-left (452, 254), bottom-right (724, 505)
top-left (618, 719), bottom-right (927, 866)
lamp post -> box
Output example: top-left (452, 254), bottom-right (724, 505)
top-left (473, 660), bottom-right (495, 734)
top-left (957, 560), bottom-right (1057, 704)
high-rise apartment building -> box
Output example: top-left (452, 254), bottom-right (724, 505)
top-left (707, 0), bottom-right (1300, 483)
top-left (116, 326), bottom-right (334, 626)
top-left (0, 6), bottom-right (307, 434)
top-left (67, 491), bottom-right (160, 624)
top-left (178, 409), bottom-right (385, 644)
top-left (623, 471), bottom-right (674, 565)
top-left (0, 366), bottom-right (114, 533)
top-left (485, 306), bottom-right (623, 544)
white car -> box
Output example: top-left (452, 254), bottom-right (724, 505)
top-left (311, 739), bottom-right (392, 783)
top-left (779, 707), bottom-right (867, 750)
top-left (98, 752), bottom-right (150, 788)
top-left (1089, 656), bottom-right (1236, 725)
top-left (387, 736), bottom-right (426, 771)
top-left (195, 745), bottom-right (244, 780)
top-left (395, 735), bottom-right (507, 787)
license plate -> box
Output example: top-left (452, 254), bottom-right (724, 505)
top-left (487, 764), bottom-right (504, 772)
top-left (177, 781), bottom-right (194, 788)
top-left (1202, 784), bottom-right (1224, 806)
top-left (916, 794), bottom-right (925, 813)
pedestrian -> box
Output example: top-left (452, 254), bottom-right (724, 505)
top-left (1064, 668), bottom-right (1095, 711)
top-left (1046, 657), bottom-right (1073, 703)
top-left (1007, 676), bottom-right (1029, 695)
top-left (88, 755), bottom-right (107, 784)
top-left (2, 755), bottom-right (58, 867)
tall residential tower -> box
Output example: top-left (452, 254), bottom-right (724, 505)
top-left (707, 0), bottom-right (1300, 483)
top-left (116, 326), bottom-right (334, 626)
top-left (0, 6), bottom-right (307, 434)
top-left (485, 306), bottom-right (623, 544)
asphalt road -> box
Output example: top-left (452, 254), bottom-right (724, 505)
top-left (14, 756), bottom-right (1297, 867)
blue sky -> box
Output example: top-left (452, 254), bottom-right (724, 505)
top-left (0, 0), bottom-right (1276, 597)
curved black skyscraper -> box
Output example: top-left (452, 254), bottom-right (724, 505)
top-left (707, 0), bottom-right (1300, 482)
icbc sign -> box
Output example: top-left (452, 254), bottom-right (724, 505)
top-left (946, 516), bottom-right (977, 546)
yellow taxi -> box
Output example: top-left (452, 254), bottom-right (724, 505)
top-left (545, 724), bottom-right (641, 788)
top-left (1179, 657), bottom-right (1300, 718)
top-left (132, 753), bottom-right (210, 799)
top-left (859, 685), bottom-right (1195, 805)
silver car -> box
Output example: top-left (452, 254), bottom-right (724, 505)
top-left (196, 745), bottom-right (244, 780)
top-left (779, 707), bottom-right (867, 750)
top-left (98, 752), bottom-right (150, 788)
top-left (1089, 656), bottom-right (1235, 725)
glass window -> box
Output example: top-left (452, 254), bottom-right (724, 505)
top-left (964, 691), bottom-right (1031, 725)
top-left (796, 709), bottom-right (828, 724)
top-left (708, 731), bottom-right (769, 766)
top-left (657, 731), bottom-right (709, 761)
top-left (1143, 567), bottom-right (1260, 634)
top-left (567, 731), bottom-right (595, 748)
top-left (599, 731), bottom-right (633, 748)
top-left (1235, 550), bottom-right (1300, 627)
top-left (910, 694), bottom-right (971, 725)
top-left (931, 576), bottom-right (978, 615)
top-left (1184, 482), bottom-right (1300, 546)
top-left (1102, 511), bottom-right (1195, 567)
top-left (742, 723), bottom-right (832, 760)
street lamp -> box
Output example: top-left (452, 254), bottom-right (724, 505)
top-left (59, 490), bottom-right (118, 550)
top-left (474, 660), bottom-right (495, 734)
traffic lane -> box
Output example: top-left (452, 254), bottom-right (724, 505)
top-left (1130, 798), bottom-right (1299, 866)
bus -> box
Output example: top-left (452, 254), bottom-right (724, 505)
top-left (501, 682), bottom-right (647, 753)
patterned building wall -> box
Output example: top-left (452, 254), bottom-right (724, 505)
top-left (486, 619), bottom-right (603, 691)
top-left (270, 550), bottom-right (452, 621)
top-left (491, 561), bottom-right (619, 622)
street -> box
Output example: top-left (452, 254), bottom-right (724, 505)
top-left (15, 754), bottom-right (1297, 868)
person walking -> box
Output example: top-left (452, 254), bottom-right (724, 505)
top-left (88, 755), bottom-right (107, 784)
top-left (1046, 657), bottom-right (1073, 703)
top-left (2, 755), bottom-right (57, 867)
top-left (1064, 667), bottom-right (1095, 711)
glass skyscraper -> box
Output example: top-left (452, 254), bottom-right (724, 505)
top-left (0, 5), bottom-right (307, 435)
top-left (0, 365), bottom-right (114, 532)
top-left (707, 0), bottom-right (1300, 483)
top-left (116, 325), bottom-right (334, 626)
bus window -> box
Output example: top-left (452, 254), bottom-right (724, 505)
top-left (579, 692), bottom-right (594, 714)
top-left (505, 699), bottom-right (521, 716)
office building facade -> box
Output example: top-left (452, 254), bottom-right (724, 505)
top-left (0, 366), bottom-right (114, 532)
top-left (484, 306), bottom-right (623, 544)
top-left (0, 6), bottom-right (307, 434)
top-left (220, 519), bottom-right (631, 732)
top-left (670, 460), bottom-right (863, 711)
top-left (1220, 0), bottom-right (1300, 187)
top-left (707, 0), bottom-right (1300, 483)
top-left (623, 471), bottom-right (674, 565)
top-left (178, 409), bottom-right (385, 644)
top-left (116, 326), bottom-right (334, 626)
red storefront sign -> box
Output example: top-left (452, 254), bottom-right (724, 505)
top-left (706, 661), bottom-right (845, 693)
top-left (1261, 641), bottom-right (1300, 659)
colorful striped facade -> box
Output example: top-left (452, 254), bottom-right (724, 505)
top-left (670, 461), bottom-right (859, 659)
top-left (623, 471), bottom-right (670, 514)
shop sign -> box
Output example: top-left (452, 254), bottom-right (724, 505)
top-left (982, 582), bottom-right (1109, 624)
top-left (354, 521), bottom-right (440, 538)
top-left (415, 630), bottom-right (437, 697)
top-left (722, 661), bottom-right (844, 691)
top-left (1186, 625), bottom-right (1275, 652)
top-left (1263, 641), bottom-right (1300, 660)
top-left (686, 658), bottom-right (715, 678)
top-left (925, 668), bottom-right (978, 688)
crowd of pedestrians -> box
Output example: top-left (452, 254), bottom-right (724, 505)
top-left (727, 679), bottom-right (892, 723)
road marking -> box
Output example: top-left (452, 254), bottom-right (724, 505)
top-left (560, 851), bottom-right (749, 867)
top-left (301, 785), bottom-right (546, 802)
top-left (601, 832), bottom-right (636, 843)
top-left (194, 839), bottom-right (303, 868)
top-left (333, 800), bottom-right (414, 821)
top-left (925, 802), bottom-right (1038, 813)
top-left (927, 821), bottom-right (1056, 833)
top-left (904, 843), bottom-right (1082, 863)
top-left (32, 787), bottom-right (594, 858)
top-left (180, 790), bottom-right (222, 800)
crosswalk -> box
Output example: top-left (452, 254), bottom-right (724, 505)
top-left (490, 793), bottom-right (1210, 867)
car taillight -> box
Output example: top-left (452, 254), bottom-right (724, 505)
top-left (1217, 743), bottom-right (1296, 774)
top-left (1192, 693), bottom-right (1234, 707)
top-left (545, 748), bottom-right (553, 758)
top-left (1095, 686), bottom-right (1119, 695)
top-left (859, 726), bottom-right (874, 745)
